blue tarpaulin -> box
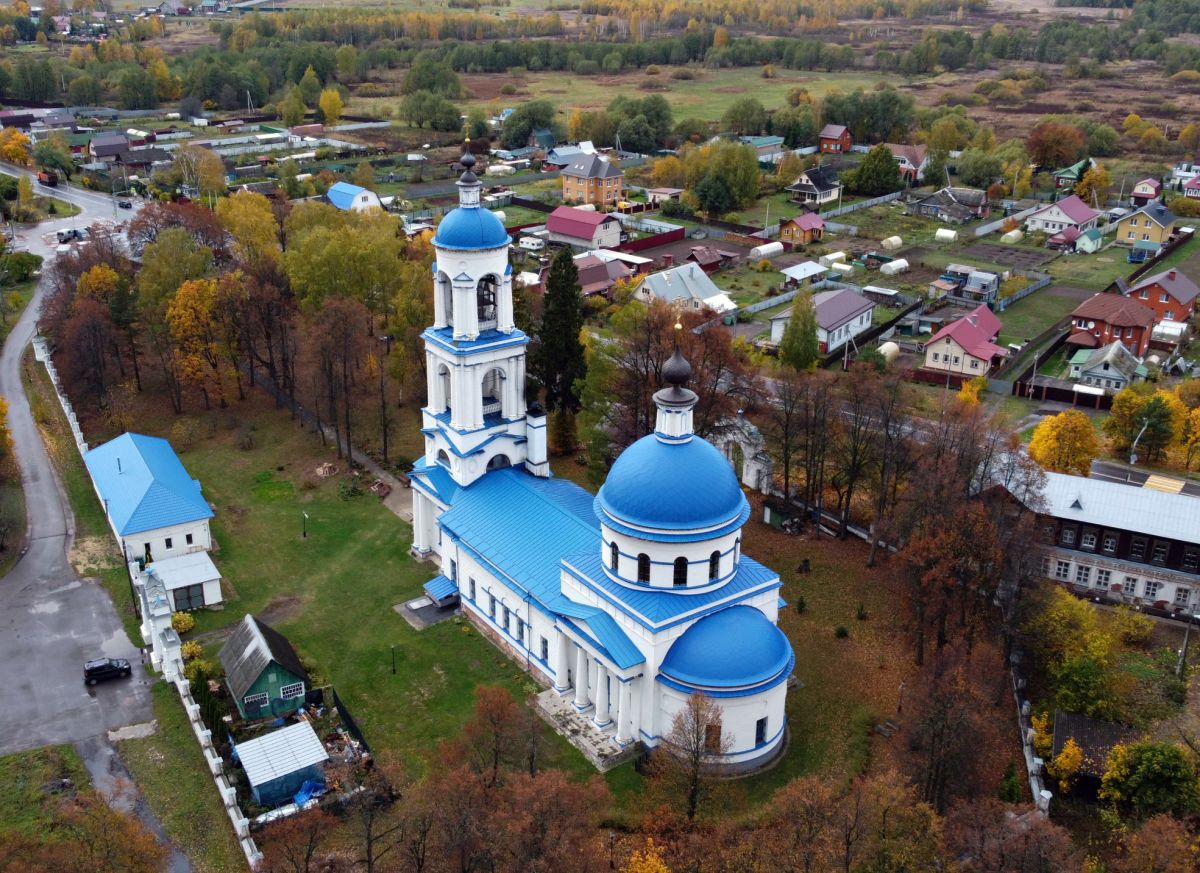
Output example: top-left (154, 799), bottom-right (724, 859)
top-left (293, 779), bottom-right (326, 807)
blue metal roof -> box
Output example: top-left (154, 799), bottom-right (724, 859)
top-left (424, 574), bottom-right (457, 601)
top-left (409, 457), bottom-right (461, 505)
top-left (84, 433), bottom-right (213, 535)
top-left (433, 205), bottom-right (510, 251)
top-left (563, 549), bottom-right (781, 630)
top-left (326, 181), bottom-right (366, 211)
top-left (439, 468), bottom-right (598, 609)
top-left (596, 434), bottom-right (748, 534)
top-left (659, 605), bottom-right (792, 689)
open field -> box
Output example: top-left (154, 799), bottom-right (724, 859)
top-left (0, 745), bottom-right (90, 840)
top-left (996, 285), bottom-right (1091, 347)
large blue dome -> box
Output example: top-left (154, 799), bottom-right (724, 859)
top-left (660, 606), bottom-right (792, 689)
top-left (433, 206), bottom-right (510, 251)
top-left (597, 434), bottom-right (748, 533)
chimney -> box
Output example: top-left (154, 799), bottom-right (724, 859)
top-left (663, 253), bottom-right (674, 267)
top-left (1169, 270), bottom-right (1177, 280)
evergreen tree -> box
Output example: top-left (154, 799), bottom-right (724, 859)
top-left (539, 248), bottom-right (586, 412)
top-left (298, 64), bottom-right (321, 106)
top-left (778, 291), bottom-right (820, 371)
top-left (847, 144), bottom-right (901, 196)
top-left (923, 150), bottom-right (949, 188)
top-left (694, 173), bottom-right (733, 216)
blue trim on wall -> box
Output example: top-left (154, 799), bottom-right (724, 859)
top-left (443, 528), bottom-right (558, 620)
top-left (423, 327), bottom-right (528, 357)
top-left (599, 501), bottom-right (751, 543)
top-left (600, 536), bottom-right (739, 590)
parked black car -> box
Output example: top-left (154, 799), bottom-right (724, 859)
top-left (84, 657), bottom-right (131, 685)
top-left (117, 199), bottom-right (132, 209)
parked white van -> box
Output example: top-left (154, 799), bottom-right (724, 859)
top-left (518, 236), bottom-right (546, 252)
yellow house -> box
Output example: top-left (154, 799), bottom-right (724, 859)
top-left (1116, 202), bottom-right (1176, 247)
top-left (560, 153), bottom-right (624, 208)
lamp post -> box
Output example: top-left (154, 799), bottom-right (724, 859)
top-left (1127, 416), bottom-right (1151, 482)
top-left (1178, 612), bottom-right (1200, 678)
top-left (391, 644), bottom-right (396, 675)
top-left (302, 511), bottom-right (309, 539)
top-left (377, 334), bottom-right (394, 464)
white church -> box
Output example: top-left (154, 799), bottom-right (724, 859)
top-left (409, 151), bottom-right (793, 771)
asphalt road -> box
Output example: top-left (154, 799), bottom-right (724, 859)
top-left (1091, 459), bottom-right (1200, 496)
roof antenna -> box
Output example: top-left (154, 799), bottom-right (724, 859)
top-left (117, 457), bottom-right (122, 474)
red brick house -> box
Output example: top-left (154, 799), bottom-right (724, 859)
top-left (1121, 269), bottom-right (1200, 325)
top-left (818, 124), bottom-right (852, 155)
top-left (1068, 294), bottom-right (1156, 357)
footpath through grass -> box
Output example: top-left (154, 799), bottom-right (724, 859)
top-left (119, 683), bottom-right (245, 873)
top-left (0, 745), bottom-right (90, 840)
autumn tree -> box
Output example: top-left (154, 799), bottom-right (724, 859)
top-left (646, 693), bottom-right (730, 822)
top-left (259, 808), bottom-right (337, 873)
top-left (216, 190), bottom-right (281, 266)
top-left (539, 248), bottom-right (586, 413)
top-left (1113, 814), bottom-right (1199, 873)
top-left (1074, 163), bottom-right (1112, 209)
top-left (1101, 741), bottom-right (1200, 820)
top-left (762, 775), bottom-right (839, 872)
top-left (318, 87), bottom-right (343, 127)
top-left (32, 133), bottom-right (72, 179)
top-left (1028, 409), bottom-right (1100, 475)
top-left (495, 770), bottom-right (612, 873)
top-left (462, 684), bottom-right (524, 788)
top-left (168, 278), bottom-right (232, 409)
top-left (297, 64), bottom-right (321, 105)
top-left (281, 87), bottom-right (306, 127)
top-left (831, 363), bottom-right (879, 537)
top-left (945, 797), bottom-right (1079, 873)
top-left (778, 291), bottom-right (820, 371)
top-left (1104, 387), bottom-right (1185, 461)
top-left (846, 143), bottom-right (901, 196)
top-left (310, 296), bottom-right (369, 460)
top-left (52, 790), bottom-right (168, 873)
top-left (160, 144), bottom-right (226, 200)
top-left (623, 839), bottom-right (672, 873)
top-left (1048, 736), bottom-right (1083, 795)
top-left (284, 208), bottom-right (401, 311)
top-left (0, 127), bottom-right (30, 165)
top-left (1026, 122), bottom-right (1086, 168)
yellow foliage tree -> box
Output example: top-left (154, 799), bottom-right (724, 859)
top-left (650, 155), bottom-right (685, 189)
top-left (215, 190), bottom-right (281, 266)
top-left (1028, 410), bottom-right (1100, 476)
top-left (167, 278), bottom-right (232, 409)
top-left (957, 374), bottom-right (988, 405)
top-left (1180, 123), bottom-right (1200, 154)
top-left (1186, 407), bottom-right (1200, 471)
top-left (0, 396), bottom-right (12, 465)
top-left (712, 25), bottom-right (728, 48)
top-left (1074, 164), bottom-right (1111, 209)
top-left (1049, 736), bottom-right (1083, 794)
top-left (76, 264), bottom-right (122, 303)
top-left (1123, 113), bottom-right (1146, 135)
top-left (623, 838), bottom-right (671, 873)
top-left (0, 127), bottom-right (31, 165)
top-left (319, 87), bottom-right (344, 127)
top-left (1031, 711), bottom-right (1053, 760)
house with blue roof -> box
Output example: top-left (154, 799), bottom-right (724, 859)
top-left (325, 181), bottom-right (382, 213)
top-left (408, 151), bottom-right (792, 773)
top-left (84, 432), bottom-right (215, 569)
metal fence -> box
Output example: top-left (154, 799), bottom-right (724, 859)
top-left (819, 190), bottom-right (903, 220)
top-left (992, 271), bottom-right (1053, 312)
top-left (973, 204), bottom-right (1042, 238)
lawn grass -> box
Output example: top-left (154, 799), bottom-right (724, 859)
top-left (710, 264), bottom-right (786, 306)
top-left (0, 278), bottom-right (38, 578)
top-left (1045, 250), bottom-right (1130, 291)
top-left (850, 204), bottom-right (947, 246)
top-left (118, 683), bottom-right (245, 873)
top-left (996, 289), bottom-right (1080, 347)
top-left (0, 745), bottom-right (90, 840)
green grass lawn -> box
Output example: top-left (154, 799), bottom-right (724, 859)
top-left (851, 204), bottom-right (947, 246)
top-left (711, 264), bottom-right (786, 306)
top-left (1044, 250), bottom-right (1130, 291)
top-left (996, 289), bottom-right (1080, 347)
top-left (0, 278), bottom-right (38, 578)
top-left (0, 745), bottom-right (90, 840)
top-left (118, 683), bottom-right (245, 873)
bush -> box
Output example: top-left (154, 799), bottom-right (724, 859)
top-left (339, 477), bottom-right (365, 500)
top-left (856, 603), bottom-right (868, 621)
top-left (645, 64), bottom-right (660, 76)
top-left (181, 640), bottom-right (204, 661)
top-left (1113, 606), bottom-right (1154, 646)
top-left (500, 83), bottom-right (517, 95)
top-left (999, 760), bottom-right (1023, 802)
top-left (794, 594), bottom-right (806, 614)
top-left (3, 251), bottom-right (41, 283)
top-left (835, 625), bottom-right (849, 639)
top-left (756, 259), bottom-right (772, 272)
top-left (184, 658), bottom-right (212, 687)
top-left (171, 611), bottom-right (196, 635)
top-left (670, 68), bottom-right (694, 80)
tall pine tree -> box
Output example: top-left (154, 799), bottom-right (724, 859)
top-left (778, 291), bottom-right (820, 371)
top-left (539, 248), bottom-right (586, 411)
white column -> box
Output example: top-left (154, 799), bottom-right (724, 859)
top-left (593, 664), bottom-right (611, 728)
top-left (553, 631), bottom-right (570, 692)
top-left (498, 276), bottom-right (514, 333)
top-left (616, 681), bottom-right (633, 744)
top-left (573, 644), bottom-right (590, 709)
top-left (412, 493), bottom-right (429, 553)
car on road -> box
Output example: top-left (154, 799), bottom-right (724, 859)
top-left (84, 657), bottom-right (132, 685)
top-left (117, 199), bottom-right (132, 209)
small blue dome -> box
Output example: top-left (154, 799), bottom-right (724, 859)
top-left (433, 207), bottom-right (510, 251)
top-left (597, 434), bottom-right (747, 532)
top-left (661, 606), bottom-right (791, 689)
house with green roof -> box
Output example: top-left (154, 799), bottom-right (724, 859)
top-left (1052, 157), bottom-right (1095, 190)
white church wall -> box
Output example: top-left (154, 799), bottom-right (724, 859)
top-left (601, 524), bottom-right (742, 589)
top-left (657, 682), bottom-right (788, 768)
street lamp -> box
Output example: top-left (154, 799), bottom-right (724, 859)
top-left (1178, 612), bottom-right (1200, 678)
top-left (302, 511), bottom-right (309, 539)
top-left (1126, 416), bottom-right (1151, 482)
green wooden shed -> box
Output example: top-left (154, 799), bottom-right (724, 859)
top-left (219, 615), bottom-right (310, 720)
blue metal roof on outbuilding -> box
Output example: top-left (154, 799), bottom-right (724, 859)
top-left (326, 181), bottom-right (365, 211)
top-left (84, 433), bottom-right (213, 535)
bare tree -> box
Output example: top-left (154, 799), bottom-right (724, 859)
top-left (647, 692), bottom-right (731, 822)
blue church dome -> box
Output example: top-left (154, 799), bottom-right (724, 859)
top-left (597, 434), bottom-right (748, 533)
top-left (433, 206), bottom-right (510, 251)
top-left (660, 606), bottom-right (792, 689)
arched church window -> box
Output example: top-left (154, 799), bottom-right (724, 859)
top-left (734, 538), bottom-right (741, 565)
top-left (610, 541), bottom-right (619, 572)
top-left (637, 553), bottom-right (650, 584)
top-left (673, 557), bottom-right (688, 587)
top-left (477, 276), bottom-right (498, 328)
top-left (709, 551), bottom-right (720, 581)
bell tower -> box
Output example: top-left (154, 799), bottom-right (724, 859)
top-left (418, 147), bottom-right (549, 489)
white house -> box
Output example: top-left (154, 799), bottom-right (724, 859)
top-left (638, 264), bottom-right (737, 314)
top-left (326, 181), bottom-right (383, 212)
top-left (1024, 194), bottom-right (1099, 235)
top-left (408, 152), bottom-right (793, 772)
top-left (84, 433), bottom-right (214, 565)
top-left (130, 550), bottom-right (223, 612)
top-left (770, 287), bottom-right (874, 353)
top-left (546, 206), bottom-right (622, 249)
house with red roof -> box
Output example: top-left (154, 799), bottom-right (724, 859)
top-left (545, 206), bottom-right (622, 249)
top-left (1067, 293), bottom-right (1156, 357)
top-left (818, 124), bottom-right (852, 155)
top-left (779, 213), bottom-right (826, 246)
top-left (1025, 194), bottom-right (1099, 236)
top-left (884, 143), bottom-right (928, 182)
top-left (686, 246), bottom-right (739, 274)
top-left (1121, 268), bottom-right (1200, 325)
top-left (1130, 178), bottom-right (1161, 208)
top-left (921, 304), bottom-right (1008, 376)
top-left (1184, 176), bottom-right (1200, 200)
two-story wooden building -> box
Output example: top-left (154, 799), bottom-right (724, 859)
top-left (818, 124), bottom-right (852, 155)
top-left (1021, 472), bottom-right (1200, 616)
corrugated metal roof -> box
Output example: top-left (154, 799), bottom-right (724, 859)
top-left (564, 549), bottom-right (781, 630)
top-left (84, 433), bottom-right (213, 535)
top-left (145, 550), bottom-right (219, 592)
top-left (236, 721), bottom-right (328, 788)
top-left (326, 181), bottom-right (366, 210)
top-left (424, 574), bottom-right (457, 600)
top-left (1033, 472), bottom-right (1200, 545)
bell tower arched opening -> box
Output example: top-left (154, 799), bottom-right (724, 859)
top-left (477, 275), bottom-right (498, 332)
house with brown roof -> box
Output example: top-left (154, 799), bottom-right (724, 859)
top-left (921, 304), bottom-right (1007, 376)
top-left (545, 206), bottom-right (622, 249)
top-left (1068, 293), bottom-right (1156, 357)
top-left (908, 187), bottom-right (989, 224)
top-left (686, 246), bottom-right (739, 273)
top-left (1025, 194), bottom-right (1099, 236)
top-left (1121, 268), bottom-right (1200, 325)
top-left (884, 143), bottom-right (928, 182)
top-left (818, 124), bottom-right (852, 155)
top-left (570, 253), bottom-right (633, 298)
top-left (769, 287), bottom-right (874, 353)
top-left (778, 213), bottom-right (825, 246)
top-left (1130, 177), bottom-right (1161, 208)
top-left (560, 153), bottom-right (624, 208)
